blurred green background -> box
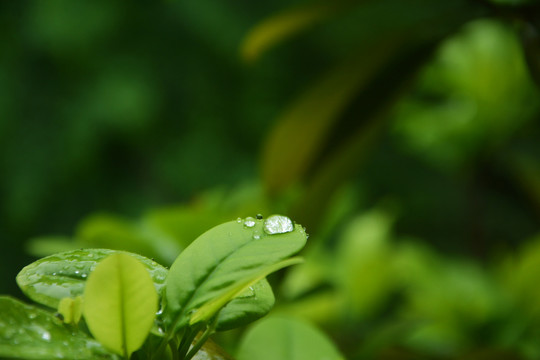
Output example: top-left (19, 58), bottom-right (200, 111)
top-left (2, 0), bottom-right (540, 358)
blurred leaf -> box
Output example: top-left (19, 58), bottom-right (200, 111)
top-left (16, 249), bottom-right (167, 310)
top-left (76, 214), bottom-right (155, 258)
top-left (83, 253), bottom-right (158, 358)
top-left (262, 40), bottom-right (402, 195)
top-left (237, 317), bottom-right (344, 360)
top-left (334, 209), bottom-right (395, 317)
top-left (163, 216), bottom-right (307, 334)
top-left (25, 236), bottom-right (80, 257)
top-left (393, 19), bottom-right (540, 170)
top-left (241, 2), bottom-right (342, 62)
top-left (521, 21), bottom-right (540, 89)
top-left (0, 296), bottom-right (116, 360)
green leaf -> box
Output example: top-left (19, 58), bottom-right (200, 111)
top-left (192, 257), bottom-right (303, 327)
top-left (215, 278), bottom-right (274, 331)
top-left (16, 248), bottom-right (168, 310)
top-left (0, 296), bottom-right (117, 360)
top-left (164, 216), bottom-right (307, 334)
top-left (237, 317), bottom-right (344, 360)
top-left (241, 2), bottom-right (341, 62)
top-left (76, 213), bottom-right (178, 264)
top-left (58, 296), bottom-right (83, 325)
top-left (25, 236), bottom-right (79, 257)
top-left (83, 253), bottom-right (158, 358)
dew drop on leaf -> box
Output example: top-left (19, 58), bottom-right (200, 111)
top-left (263, 215), bottom-right (294, 235)
top-left (41, 331), bottom-right (51, 341)
top-left (243, 217), bottom-right (256, 228)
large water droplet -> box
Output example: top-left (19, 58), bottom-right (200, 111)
top-left (263, 215), bottom-right (294, 235)
top-left (243, 217), bottom-right (256, 228)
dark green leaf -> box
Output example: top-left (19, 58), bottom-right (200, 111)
top-left (191, 257), bottom-right (302, 327)
top-left (216, 278), bottom-right (274, 331)
top-left (0, 296), bottom-right (117, 360)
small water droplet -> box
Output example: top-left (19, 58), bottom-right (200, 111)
top-left (156, 307), bottom-right (164, 315)
top-left (236, 217), bottom-right (242, 223)
top-left (87, 253), bottom-right (94, 258)
top-left (263, 215), bottom-right (294, 235)
top-left (41, 331), bottom-right (51, 341)
top-left (28, 313), bottom-right (37, 320)
top-left (243, 217), bottom-right (256, 228)
top-left (81, 274), bottom-right (87, 278)
top-left (74, 270), bottom-right (80, 275)
top-left (253, 231), bottom-right (261, 240)
top-left (52, 272), bottom-right (57, 276)
top-left (256, 214), bottom-right (263, 220)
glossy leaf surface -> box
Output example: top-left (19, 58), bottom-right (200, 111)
top-left (83, 253), bottom-right (158, 358)
top-left (237, 317), bottom-right (344, 360)
top-left (164, 216), bottom-right (307, 333)
top-left (0, 296), bottom-right (116, 360)
top-left (16, 248), bottom-right (167, 309)
top-left (192, 257), bottom-right (302, 327)
top-left (215, 278), bottom-right (274, 331)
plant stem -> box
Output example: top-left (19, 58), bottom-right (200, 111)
top-left (184, 318), bottom-right (218, 360)
top-left (177, 324), bottom-right (203, 360)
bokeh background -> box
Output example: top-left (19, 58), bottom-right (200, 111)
top-left (2, 0), bottom-right (540, 358)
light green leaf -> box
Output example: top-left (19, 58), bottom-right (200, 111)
top-left (0, 296), bottom-right (117, 360)
top-left (237, 317), bottom-right (344, 360)
top-left (76, 214), bottom-right (160, 261)
top-left (215, 278), bottom-right (274, 331)
top-left (164, 216), bottom-right (307, 334)
top-left (58, 296), bottom-right (83, 325)
top-left (25, 236), bottom-right (79, 257)
top-left (16, 248), bottom-right (167, 310)
top-left (241, 2), bottom-right (340, 62)
top-left (83, 253), bottom-right (158, 358)
top-left (192, 257), bottom-right (302, 327)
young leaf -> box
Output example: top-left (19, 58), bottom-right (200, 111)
top-left (16, 248), bottom-right (168, 309)
top-left (164, 216), bottom-right (307, 334)
top-left (237, 317), bottom-right (344, 360)
top-left (0, 296), bottom-right (116, 360)
top-left (215, 278), bottom-right (274, 331)
top-left (58, 296), bottom-right (83, 325)
top-left (191, 257), bottom-right (303, 326)
top-left (83, 253), bottom-right (158, 358)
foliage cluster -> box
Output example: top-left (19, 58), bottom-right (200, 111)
top-left (2, 0), bottom-right (540, 358)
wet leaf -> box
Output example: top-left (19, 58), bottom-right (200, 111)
top-left (192, 257), bottom-right (302, 327)
top-left (164, 216), bottom-right (307, 334)
top-left (0, 296), bottom-right (116, 360)
top-left (83, 253), bottom-right (158, 358)
top-left (216, 278), bottom-right (275, 331)
top-left (16, 248), bottom-right (168, 309)
top-left (237, 317), bottom-right (344, 360)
